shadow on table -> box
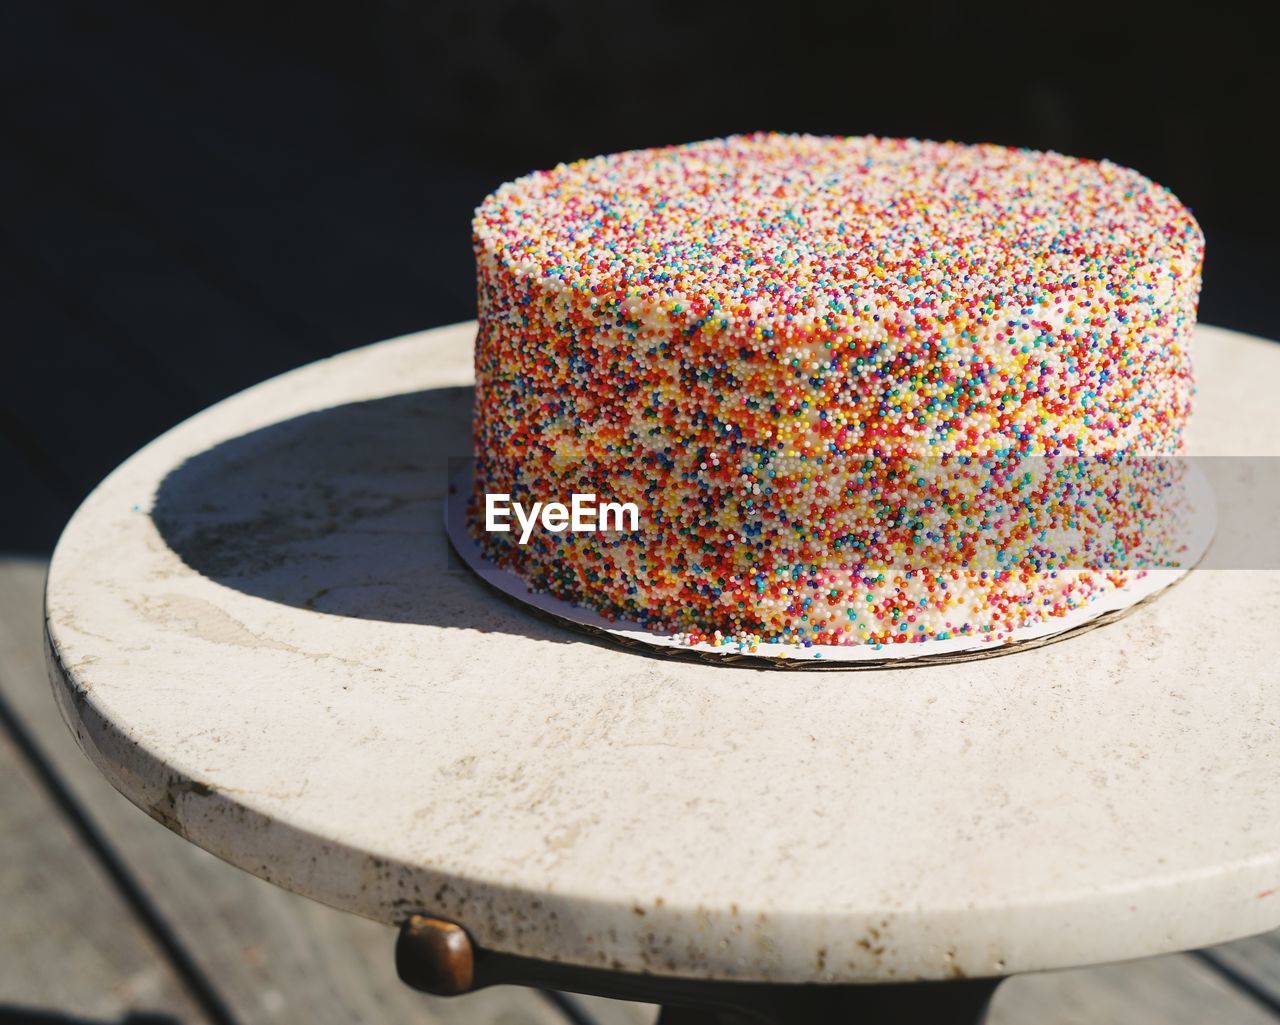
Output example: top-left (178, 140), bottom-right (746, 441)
top-left (150, 386), bottom-right (573, 643)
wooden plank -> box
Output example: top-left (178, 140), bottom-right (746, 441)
top-left (990, 952), bottom-right (1280, 1024)
top-left (1197, 939), bottom-right (1280, 1012)
top-left (0, 712), bottom-right (210, 1022)
top-left (570, 994), bottom-right (657, 1025)
top-left (0, 556), bottom-right (650, 1025)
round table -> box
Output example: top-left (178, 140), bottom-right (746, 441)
top-left (45, 322), bottom-right (1280, 1024)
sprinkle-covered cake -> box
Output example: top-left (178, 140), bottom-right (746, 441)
top-left (469, 134), bottom-right (1203, 650)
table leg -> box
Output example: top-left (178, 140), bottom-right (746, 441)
top-left (397, 914), bottom-right (999, 1025)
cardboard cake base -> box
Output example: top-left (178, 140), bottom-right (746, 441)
top-left (445, 465), bottom-right (1216, 670)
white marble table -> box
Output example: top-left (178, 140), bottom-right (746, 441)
top-left (44, 323), bottom-right (1280, 1018)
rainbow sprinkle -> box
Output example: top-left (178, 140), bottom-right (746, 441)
top-left (469, 134), bottom-right (1204, 647)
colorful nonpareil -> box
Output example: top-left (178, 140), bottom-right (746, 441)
top-left (469, 134), bottom-right (1204, 648)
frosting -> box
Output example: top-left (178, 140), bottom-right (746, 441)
top-left (469, 134), bottom-right (1204, 648)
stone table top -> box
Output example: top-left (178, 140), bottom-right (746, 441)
top-left (45, 322), bottom-right (1280, 984)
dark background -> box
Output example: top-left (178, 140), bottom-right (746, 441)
top-left (2, 0), bottom-right (1276, 553)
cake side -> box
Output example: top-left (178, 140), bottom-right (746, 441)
top-left (469, 134), bottom-right (1204, 648)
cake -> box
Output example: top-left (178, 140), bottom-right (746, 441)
top-left (468, 134), bottom-right (1203, 650)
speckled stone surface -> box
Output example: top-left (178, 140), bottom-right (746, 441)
top-left (45, 322), bottom-right (1280, 984)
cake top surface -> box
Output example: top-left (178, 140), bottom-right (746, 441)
top-left (474, 133), bottom-right (1202, 328)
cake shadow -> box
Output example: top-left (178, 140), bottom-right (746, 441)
top-left (151, 385), bottom-right (576, 643)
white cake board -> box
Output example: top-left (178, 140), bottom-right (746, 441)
top-left (43, 321), bottom-right (1280, 984)
top-left (445, 463), bottom-right (1217, 667)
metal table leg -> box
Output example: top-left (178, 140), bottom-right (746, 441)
top-left (397, 915), bottom-right (1000, 1025)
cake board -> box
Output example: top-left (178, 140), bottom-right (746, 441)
top-left (44, 322), bottom-right (1280, 1023)
top-left (443, 463), bottom-right (1217, 669)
